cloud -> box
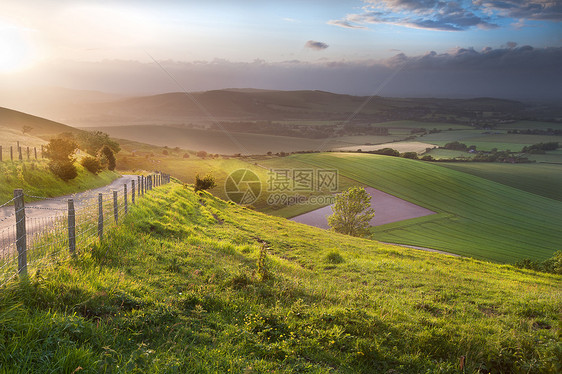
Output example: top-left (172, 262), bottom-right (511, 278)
top-left (305, 40), bottom-right (329, 50)
top-left (474, 0), bottom-right (562, 22)
top-left (330, 1), bottom-right (497, 31)
top-left (327, 19), bottom-right (367, 29)
top-left (506, 41), bottom-right (518, 48)
top-left (4, 46), bottom-right (560, 101)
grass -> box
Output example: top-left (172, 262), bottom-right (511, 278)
top-left (424, 149), bottom-right (474, 159)
top-left (0, 160), bottom-right (119, 204)
top-left (0, 182), bottom-right (560, 373)
top-left (368, 120), bottom-right (472, 130)
top-left (269, 153), bottom-right (562, 263)
top-left (438, 162), bottom-right (562, 202)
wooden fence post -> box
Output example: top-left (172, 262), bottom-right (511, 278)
top-left (18, 146), bottom-right (22, 161)
top-left (113, 191), bottom-right (118, 223)
top-left (27, 146), bottom-right (30, 161)
top-left (0, 145), bottom-right (2, 162)
top-left (98, 193), bottom-right (103, 240)
top-left (10, 146), bottom-right (13, 161)
top-left (124, 184), bottom-right (128, 215)
top-left (14, 189), bottom-right (27, 276)
top-left (131, 180), bottom-right (135, 205)
top-left (68, 199), bottom-right (76, 255)
top-left (41, 145), bottom-right (44, 159)
top-left (34, 147), bottom-right (37, 160)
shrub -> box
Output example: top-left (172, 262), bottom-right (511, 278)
top-left (49, 160), bottom-right (78, 181)
top-left (371, 148), bottom-right (400, 157)
top-left (325, 251), bottom-right (345, 264)
top-left (183, 153), bottom-right (190, 158)
top-left (81, 156), bottom-right (102, 174)
top-left (162, 149), bottom-right (169, 155)
top-left (194, 174), bottom-right (216, 192)
top-left (196, 150), bottom-right (208, 158)
top-left (421, 155), bottom-right (434, 161)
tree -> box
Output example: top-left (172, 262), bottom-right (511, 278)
top-left (328, 187), bottom-right (375, 237)
top-left (44, 137), bottom-right (78, 181)
top-left (77, 131), bottom-right (120, 156)
top-left (194, 174), bottom-right (216, 192)
top-left (98, 145), bottom-right (116, 171)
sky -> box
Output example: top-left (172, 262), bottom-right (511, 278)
top-left (1, 0), bottom-right (561, 100)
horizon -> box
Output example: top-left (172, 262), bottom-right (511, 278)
top-left (1, 1), bottom-right (561, 101)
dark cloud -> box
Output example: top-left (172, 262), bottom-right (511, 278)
top-left (475, 0), bottom-right (562, 21)
top-left (5, 46), bottom-right (560, 101)
top-left (305, 40), bottom-right (329, 50)
top-left (331, 0), bottom-right (562, 32)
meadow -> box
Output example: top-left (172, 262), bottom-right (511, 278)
top-left (267, 153), bottom-right (562, 263)
top-left (0, 182), bottom-right (559, 373)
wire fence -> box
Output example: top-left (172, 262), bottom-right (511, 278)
top-left (0, 142), bottom-right (43, 162)
top-left (0, 172), bottom-right (171, 287)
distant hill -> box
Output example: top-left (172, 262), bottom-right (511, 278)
top-left (0, 107), bottom-right (82, 137)
top-left (39, 89), bottom-right (529, 127)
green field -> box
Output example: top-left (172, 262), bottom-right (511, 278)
top-left (495, 120), bottom-right (562, 130)
top-left (424, 149), bottom-right (474, 159)
top-left (419, 131), bottom-right (561, 151)
top-left (268, 153), bottom-right (562, 263)
top-left (438, 162), bottom-right (562, 202)
top-left (1, 182), bottom-right (560, 373)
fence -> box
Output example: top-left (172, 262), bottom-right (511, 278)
top-left (0, 172), bottom-right (171, 287)
top-left (0, 142), bottom-right (43, 162)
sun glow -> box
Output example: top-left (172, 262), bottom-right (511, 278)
top-left (0, 22), bottom-right (35, 73)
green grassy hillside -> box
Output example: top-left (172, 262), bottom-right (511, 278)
top-left (0, 182), bottom-right (560, 373)
top-left (271, 153), bottom-right (562, 263)
top-left (0, 160), bottom-right (119, 203)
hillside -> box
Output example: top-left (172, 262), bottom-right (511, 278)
top-left (53, 89), bottom-right (532, 127)
top-left (0, 107), bottom-right (82, 137)
top-left (1, 181), bottom-right (559, 373)
top-left (261, 153), bottom-right (562, 263)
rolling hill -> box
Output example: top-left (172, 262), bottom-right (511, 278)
top-left (0, 181), bottom-right (559, 373)
top-left (0, 106), bottom-right (82, 138)
top-left (265, 153), bottom-right (562, 263)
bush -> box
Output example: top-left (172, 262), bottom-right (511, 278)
top-left (325, 251), bottom-right (345, 264)
top-left (49, 160), bottom-right (78, 181)
top-left (421, 155), bottom-right (434, 161)
top-left (81, 156), bottom-right (102, 174)
top-left (162, 149), bottom-right (169, 155)
top-left (183, 153), bottom-right (190, 158)
top-left (402, 152), bottom-right (418, 159)
top-left (194, 174), bottom-right (216, 192)
top-left (196, 150), bottom-right (208, 158)
top-left (371, 148), bottom-right (400, 157)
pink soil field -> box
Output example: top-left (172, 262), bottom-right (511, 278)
top-left (290, 186), bottom-right (436, 229)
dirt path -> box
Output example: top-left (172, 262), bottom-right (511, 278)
top-left (0, 175), bottom-right (139, 233)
